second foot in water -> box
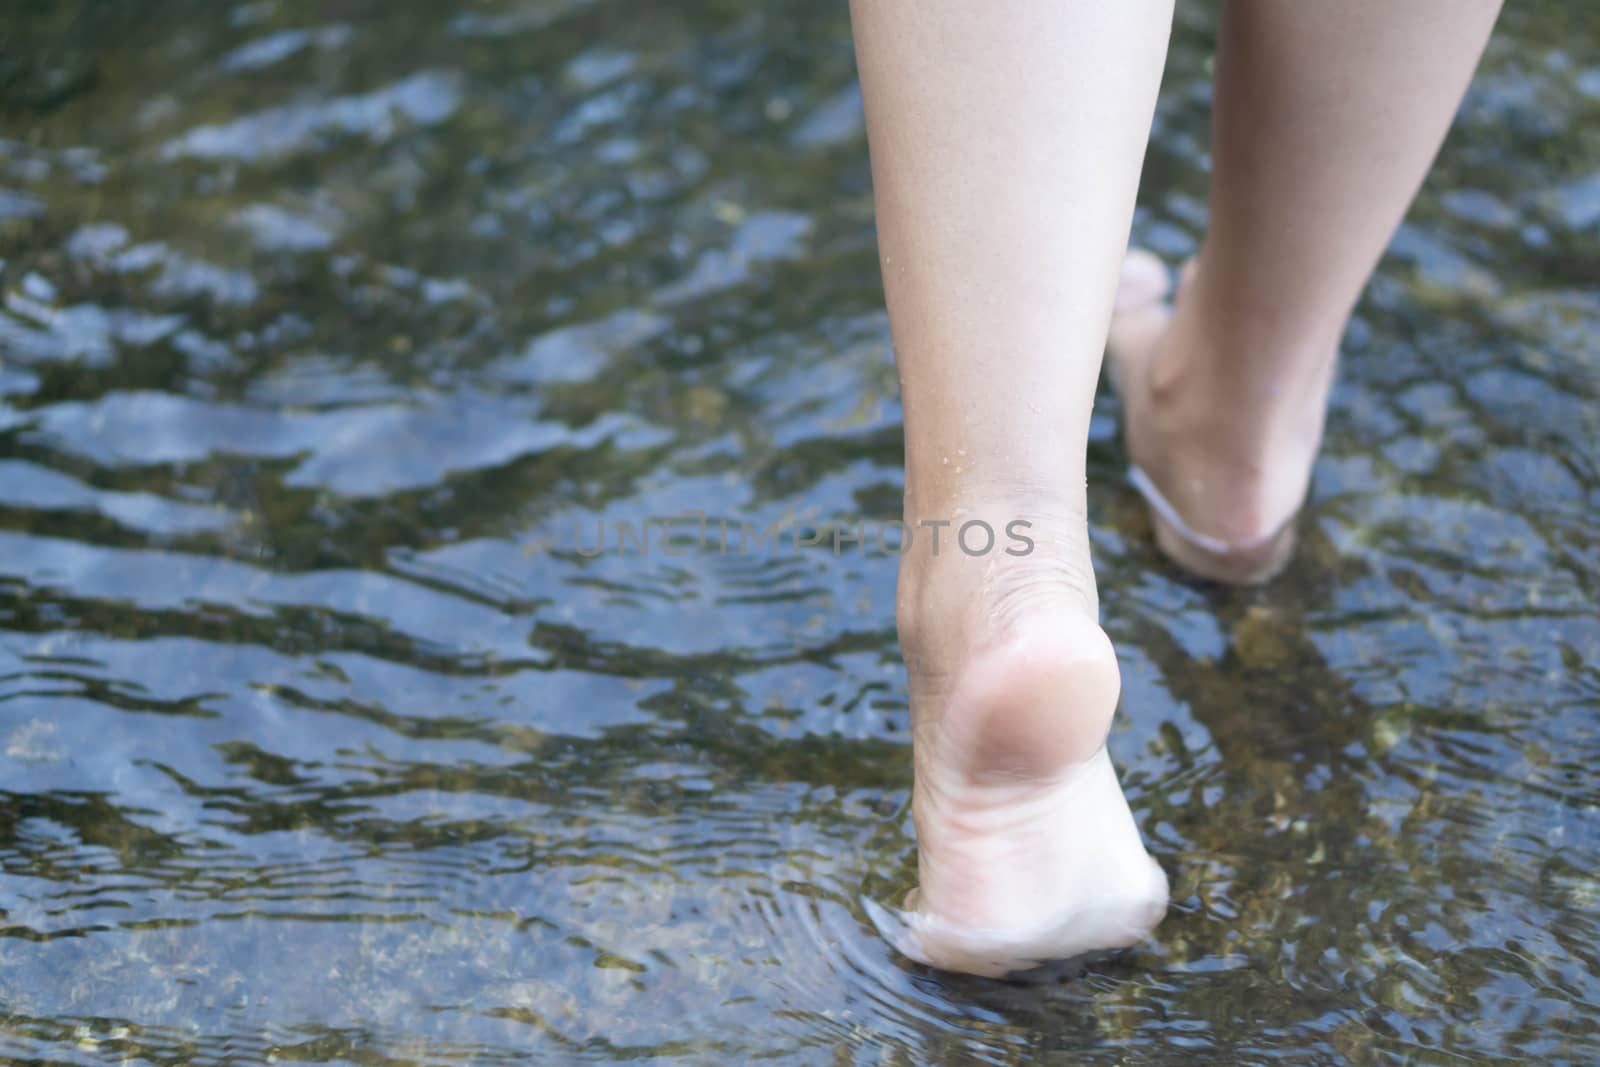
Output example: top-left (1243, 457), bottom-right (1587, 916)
top-left (1108, 248), bottom-right (1326, 584)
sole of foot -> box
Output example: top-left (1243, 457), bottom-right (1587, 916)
top-left (874, 608), bottom-right (1168, 979)
top-left (1108, 249), bottom-right (1300, 585)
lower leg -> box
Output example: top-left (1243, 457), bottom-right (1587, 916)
top-left (850, 0), bottom-right (1174, 975)
top-left (1112, 0), bottom-right (1503, 574)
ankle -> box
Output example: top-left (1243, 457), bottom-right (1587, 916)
top-left (1133, 266), bottom-right (1335, 540)
top-left (1160, 276), bottom-right (1333, 433)
top-left (895, 493), bottom-right (1099, 676)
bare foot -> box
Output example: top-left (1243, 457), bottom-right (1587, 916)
top-left (1107, 249), bottom-right (1330, 584)
top-left (871, 505), bottom-right (1168, 978)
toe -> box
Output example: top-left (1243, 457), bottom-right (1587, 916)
top-left (1114, 248), bottom-right (1170, 312)
top-left (1108, 250), bottom-right (1176, 401)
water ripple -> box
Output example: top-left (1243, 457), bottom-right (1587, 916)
top-left (0, 0), bottom-right (1596, 1063)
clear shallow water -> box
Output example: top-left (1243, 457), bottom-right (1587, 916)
top-left (1, 1), bottom-right (1597, 1062)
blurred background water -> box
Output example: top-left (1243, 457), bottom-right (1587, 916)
top-left (0, 1), bottom-right (1597, 1062)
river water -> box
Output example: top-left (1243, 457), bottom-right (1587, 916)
top-left (1, 1), bottom-right (1597, 1062)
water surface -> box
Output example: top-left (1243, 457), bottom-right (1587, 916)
top-left (1, 1), bottom-right (1597, 1062)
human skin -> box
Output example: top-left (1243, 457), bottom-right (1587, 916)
top-left (850, 0), bottom-right (1503, 976)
